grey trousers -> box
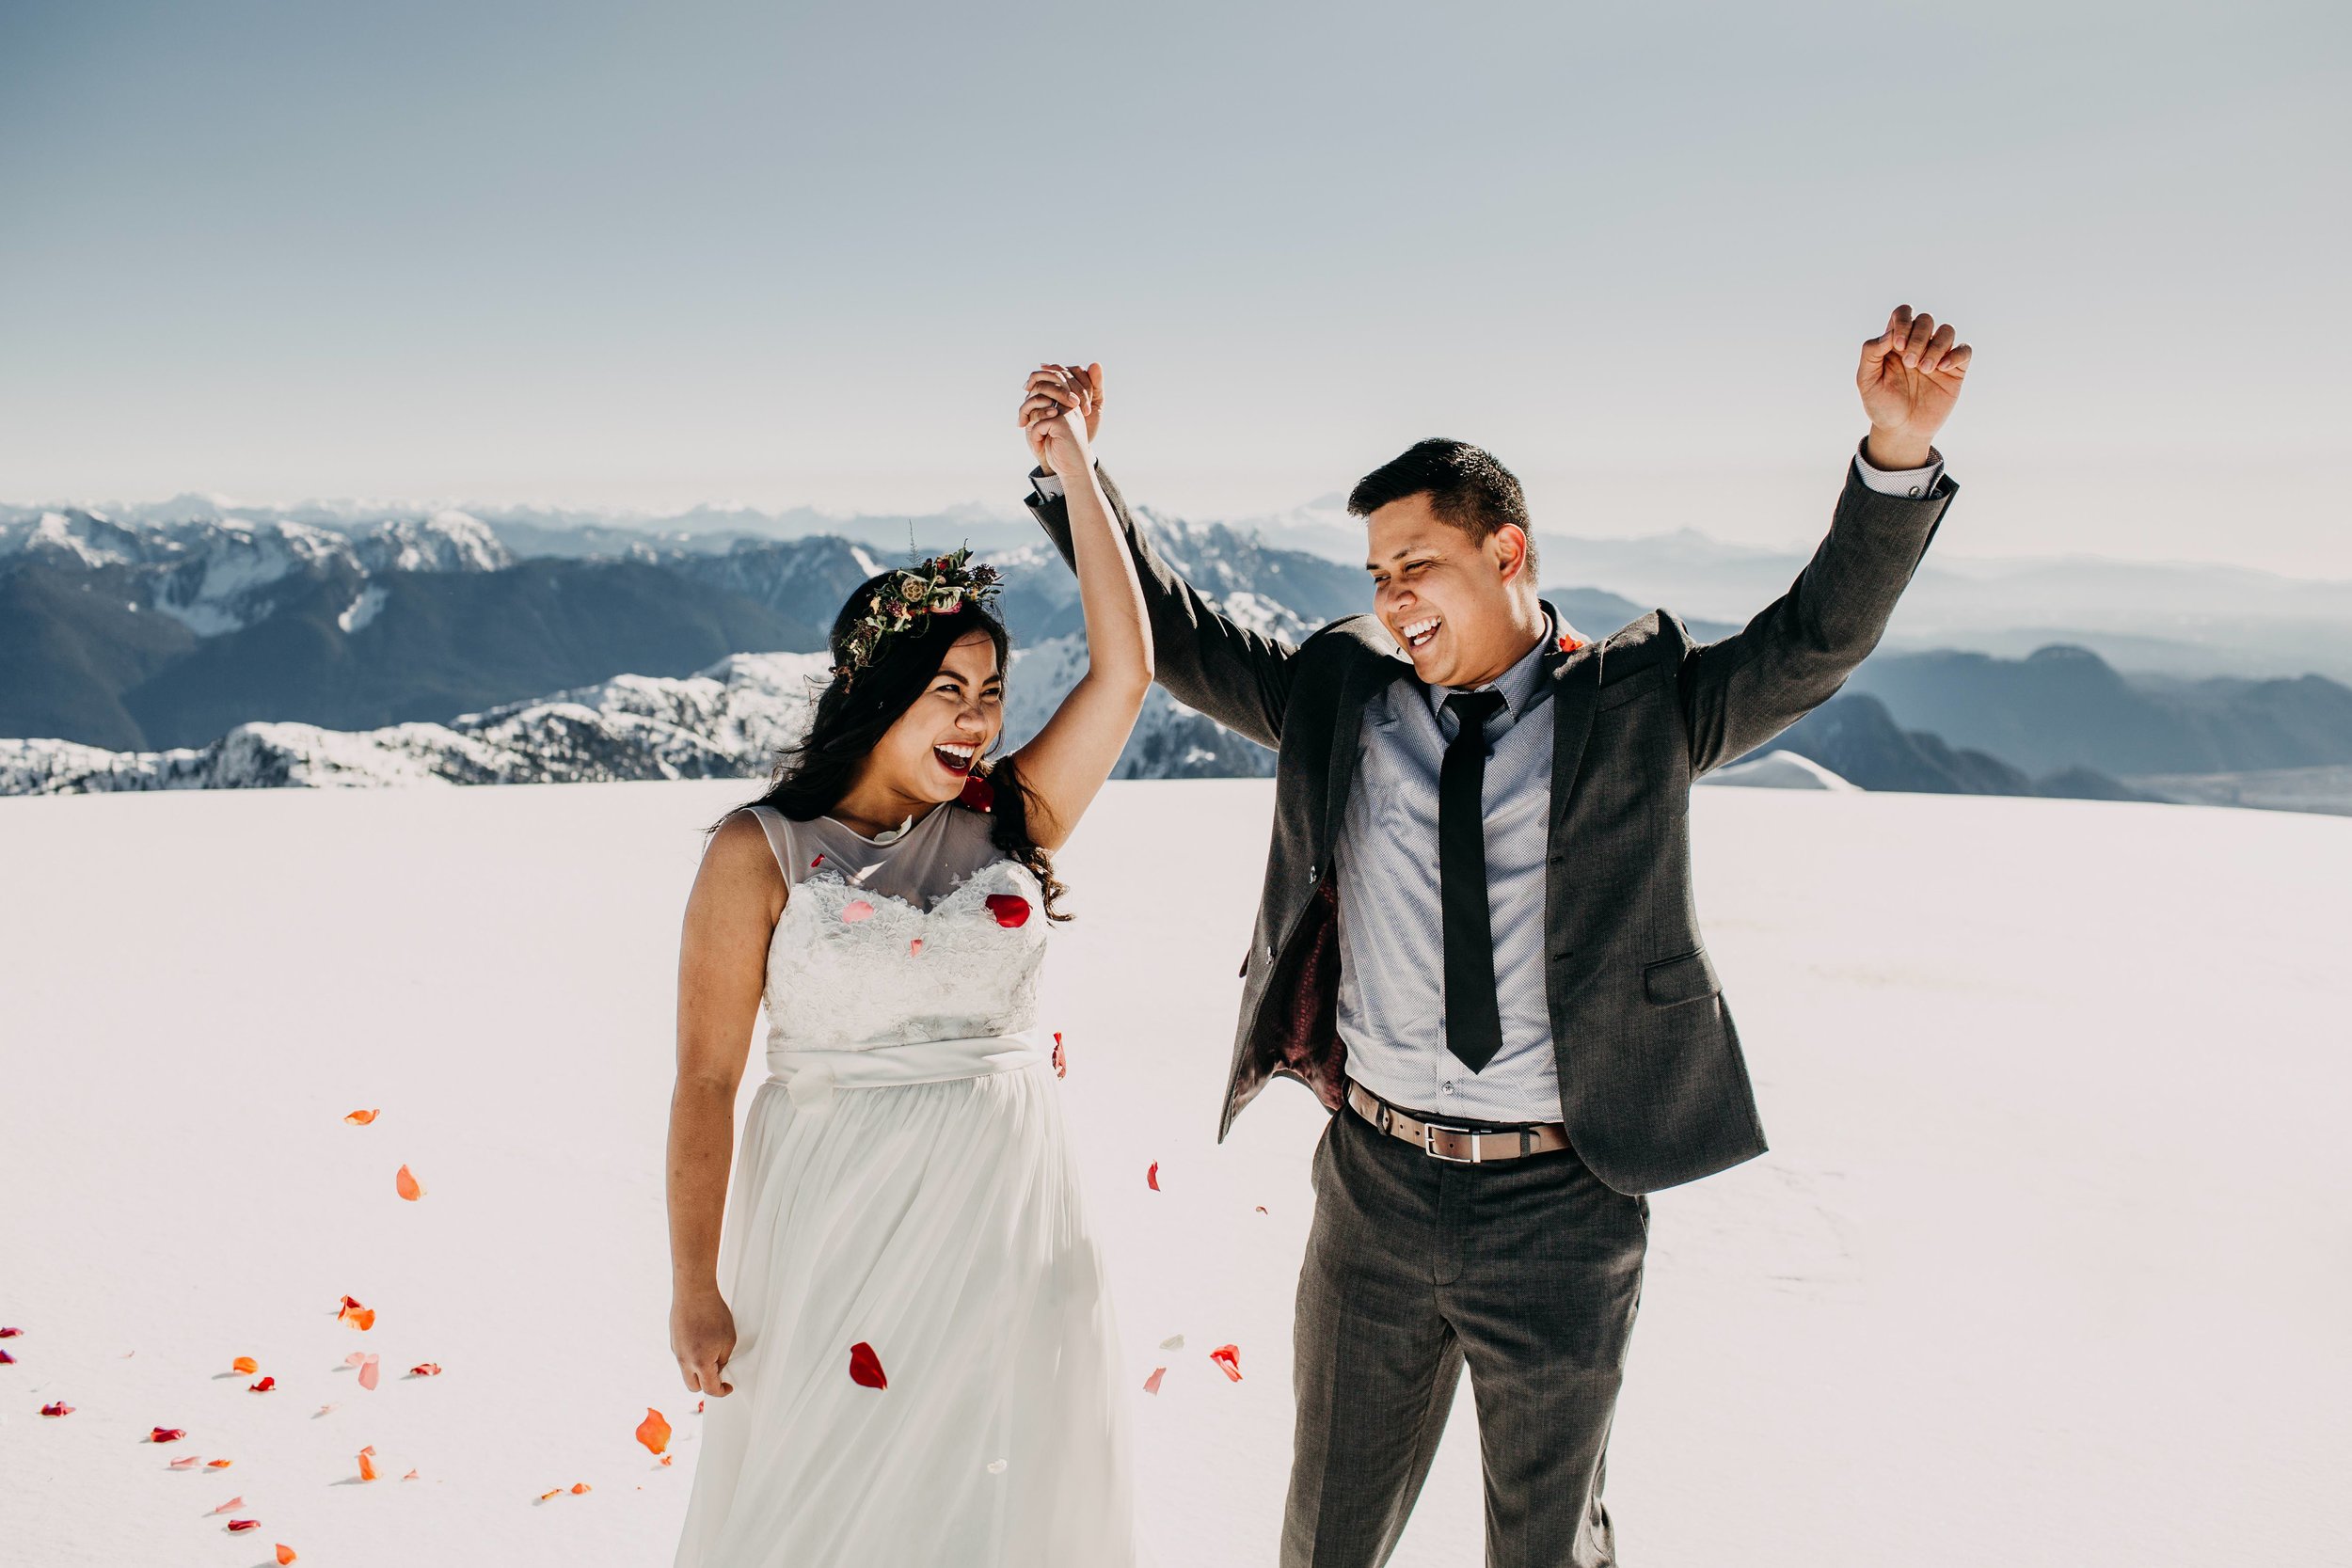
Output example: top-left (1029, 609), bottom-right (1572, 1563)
top-left (1282, 1087), bottom-right (1650, 1568)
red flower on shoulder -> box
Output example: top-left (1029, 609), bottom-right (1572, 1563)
top-left (985, 894), bottom-right (1031, 928)
top-left (958, 770), bottom-right (994, 813)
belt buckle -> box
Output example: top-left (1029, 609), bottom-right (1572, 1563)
top-left (1422, 1119), bottom-right (1482, 1164)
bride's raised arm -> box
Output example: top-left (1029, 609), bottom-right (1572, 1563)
top-left (1002, 362), bottom-right (1152, 851)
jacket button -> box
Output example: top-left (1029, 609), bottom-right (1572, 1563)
top-left (1307, 863), bottom-right (1318, 879)
top-left (1907, 483), bottom-right (1923, 497)
top-left (1266, 942), bottom-right (1276, 958)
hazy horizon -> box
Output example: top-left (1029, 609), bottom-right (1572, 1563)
top-left (4, 1), bottom-right (2345, 574)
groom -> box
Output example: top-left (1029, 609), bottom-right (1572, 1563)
top-left (1017, 304), bottom-right (1968, 1565)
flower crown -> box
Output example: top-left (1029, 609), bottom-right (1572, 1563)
top-left (831, 545), bottom-right (1004, 688)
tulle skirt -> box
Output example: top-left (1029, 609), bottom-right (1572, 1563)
top-left (671, 1049), bottom-right (1137, 1567)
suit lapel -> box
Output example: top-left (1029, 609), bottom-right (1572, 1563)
top-left (1546, 630), bottom-right (1602, 823)
top-left (1323, 646), bottom-right (1408, 852)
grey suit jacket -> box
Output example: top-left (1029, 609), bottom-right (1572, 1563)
top-left (1025, 460), bottom-right (1957, 1194)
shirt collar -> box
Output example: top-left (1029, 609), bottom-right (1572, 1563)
top-left (1426, 603), bottom-right (1559, 726)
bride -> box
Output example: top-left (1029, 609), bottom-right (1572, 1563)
top-left (665, 364), bottom-right (1147, 1566)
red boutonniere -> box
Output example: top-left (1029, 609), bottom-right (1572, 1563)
top-left (958, 770), bottom-right (994, 813)
top-left (1555, 626), bottom-right (1585, 655)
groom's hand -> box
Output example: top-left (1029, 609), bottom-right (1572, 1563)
top-left (1857, 305), bottom-right (1971, 469)
top-left (1018, 362), bottom-right (1104, 474)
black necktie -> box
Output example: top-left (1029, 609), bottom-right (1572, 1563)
top-left (1439, 689), bottom-right (1508, 1073)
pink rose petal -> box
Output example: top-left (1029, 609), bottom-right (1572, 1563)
top-left (169, 1455), bottom-right (204, 1469)
top-left (841, 900), bottom-right (876, 924)
top-left (358, 1354), bottom-right (380, 1391)
top-left (1142, 1367), bottom-right (1167, 1395)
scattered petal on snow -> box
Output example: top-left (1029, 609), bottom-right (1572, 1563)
top-left (168, 1455), bottom-right (203, 1469)
top-left (847, 1341), bottom-right (887, 1389)
top-left (338, 1297), bottom-right (375, 1331)
top-left (209, 1496), bottom-right (244, 1515)
top-left (402, 1468), bottom-right (420, 1481)
top-left (1210, 1344), bottom-right (1243, 1382)
top-left (149, 1426), bottom-right (185, 1443)
top-left (840, 900), bottom-right (876, 924)
top-left (539, 1488), bottom-right (564, 1501)
top-left (231, 1356), bottom-right (258, 1374)
top-left (316, 1404), bottom-right (336, 1416)
top-left (358, 1446), bottom-right (379, 1481)
top-left (40, 1401), bottom-right (73, 1417)
top-left (395, 1164), bottom-right (426, 1201)
top-left (207, 1459), bottom-right (233, 1468)
top-left (358, 1355), bottom-right (380, 1391)
top-left (636, 1408), bottom-right (672, 1455)
top-left (984, 894), bottom-right (1030, 928)
top-left (1143, 1368), bottom-right (1167, 1395)
top-left (277, 1545), bottom-right (298, 1565)
top-left (570, 1482), bottom-right (591, 1495)
top-left (0, 1348), bottom-right (12, 1364)
top-left (247, 1376), bottom-right (275, 1392)
top-left (407, 1362), bottom-right (441, 1377)
top-left (1147, 1161), bottom-right (1160, 1191)
top-left (226, 1518), bottom-right (260, 1533)
top-left (344, 1352), bottom-right (368, 1367)
top-left (1160, 1334), bottom-right (1184, 1351)
top-left (1255, 1205), bottom-right (1268, 1214)
top-left (0, 1327), bottom-right (22, 1337)
top-left (343, 1109), bottom-right (378, 1125)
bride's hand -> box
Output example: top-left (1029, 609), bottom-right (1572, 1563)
top-left (1019, 362), bottom-right (1103, 475)
top-left (671, 1286), bottom-right (738, 1396)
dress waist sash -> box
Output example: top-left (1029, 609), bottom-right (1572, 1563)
top-left (764, 1028), bottom-right (1044, 1112)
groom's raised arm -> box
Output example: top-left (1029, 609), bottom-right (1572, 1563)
top-left (1017, 365), bottom-right (1298, 750)
top-left (1679, 305), bottom-right (1971, 775)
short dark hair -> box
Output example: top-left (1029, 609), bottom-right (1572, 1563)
top-left (1347, 438), bottom-right (1536, 576)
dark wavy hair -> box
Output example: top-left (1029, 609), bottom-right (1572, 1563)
top-left (704, 570), bottom-right (1070, 920)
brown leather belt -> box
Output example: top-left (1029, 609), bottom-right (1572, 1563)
top-left (1344, 1078), bottom-right (1572, 1164)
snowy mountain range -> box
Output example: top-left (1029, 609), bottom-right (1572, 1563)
top-left (8, 494), bottom-right (2352, 809)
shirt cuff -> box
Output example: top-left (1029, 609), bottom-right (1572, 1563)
top-left (1852, 436), bottom-right (1944, 499)
top-left (1028, 456), bottom-right (1101, 504)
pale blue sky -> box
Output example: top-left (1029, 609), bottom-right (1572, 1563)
top-left (2, 1), bottom-right (2345, 572)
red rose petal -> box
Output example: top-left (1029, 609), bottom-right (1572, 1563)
top-left (847, 1341), bottom-right (887, 1389)
top-left (40, 1401), bottom-right (73, 1417)
top-left (1210, 1344), bottom-right (1243, 1382)
top-left (0, 1348), bottom-right (13, 1364)
top-left (0, 1327), bottom-right (23, 1337)
top-left (149, 1426), bottom-right (185, 1443)
top-left (226, 1518), bottom-right (261, 1532)
top-left (1147, 1160), bottom-right (1160, 1191)
top-left (207, 1459), bottom-right (233, 1468)
top-left (909, 938), bottom-right (924, 956)
top-left (1142, 1367), bottom-right (1167, 1395)
top-left (1052, 1031), bottom-right (1066, 1079)
top-left (984, 894), bottom-right (1030, 928)
top-left (248, 1376), bottom-right (276, 1392)
top-left (407, 1362), bottom-right (441, 1377)
top-left (959, 772), bottom-right (994, 813)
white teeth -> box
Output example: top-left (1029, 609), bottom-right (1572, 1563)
top-left (937, 743), bottom-right (976, 759)
top-left (1400, 616), bottom-right (1440, 646)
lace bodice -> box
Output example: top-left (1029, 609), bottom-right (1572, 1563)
top-left (734, 802), bottom-right (1047, 1053)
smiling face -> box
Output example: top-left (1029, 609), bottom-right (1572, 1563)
top-left (1365, 492), bottom-right (1540, 688)
top-left (862, 627), bottom-right (1005, 804)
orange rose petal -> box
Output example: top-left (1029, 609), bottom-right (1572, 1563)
top-left (277, 1545), bottom-right (298, 1565)
top-left (344, 1108), bottom-right (379, 1125)
top-left (207, 1459), bottom-right (233, 1468)
top-left (538, 1488), bottom-right (563, 1501)
top-left (394, 1164), bottom-right (425, 1201)
top-left (570, 1482), bottom-right (591, 1495)
top-left (635, 1407), bottom-right (672, 1455)
top-left (407, 1362), bottom-right (441, 1377)
top-left (231, 1355), bottom-right (258, 1374)
top-left (660, 1455), bottom-right (674, 1466)
top-left (358, 1446), bottom-right (379, 1481)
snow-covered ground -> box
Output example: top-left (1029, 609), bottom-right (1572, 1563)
top-left (2, 782), bottom-right (2346, 1566)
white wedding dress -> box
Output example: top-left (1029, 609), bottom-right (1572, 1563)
top-left (671, 799), bottom-right (1138, 1568)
